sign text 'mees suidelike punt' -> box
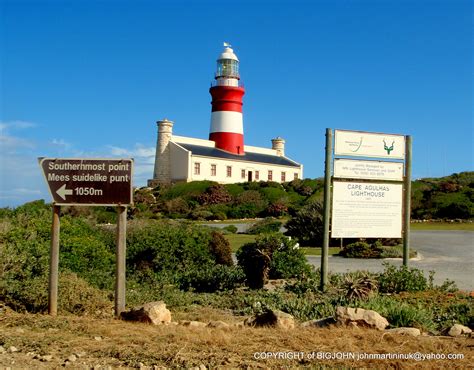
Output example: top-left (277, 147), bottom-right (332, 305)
top-left (39, 158), bottom-right (133, 206)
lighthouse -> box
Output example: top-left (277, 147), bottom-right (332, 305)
top-left (209, 43), bottom-right (245, 155)
top-left (148, 43), bottom-right (303, 187)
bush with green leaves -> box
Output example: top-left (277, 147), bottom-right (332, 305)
top-left (246, 218), bottom-right (282, 235)
top-left (285, 201), bottom-right (324, 246)
top-left (339, 241), bottom-right (378, 258)
top-left (126, 220), bottom-right (215, 278)
top-left (0, 205), bottom-right (114, 312)
top-left (378, 262), bottom-right (428, 293)
top-left (360, 295), bottom-right (436, 331)
top-left (236, 233), bottom-right (311, 289)
top-left (177, 264), bottom-right (245, 292)
top-left (208, 230), bottom-right (233, 266)
top-left (341, 274), bottom-right (378, 301)
top-left (222, 224), bottom-right (238, 233)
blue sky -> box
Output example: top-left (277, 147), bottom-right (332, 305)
top-left (1, 0), bottom-right (472, 207)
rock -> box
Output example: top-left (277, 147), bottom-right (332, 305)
top-left (94, 336), bottom-right (102, 341)
top-left (336, 306), bottom-right (389, 330)
top-left (41, 355), bottom-right (53, 362)
top-left (180, 320), bottom-right (207, 328)
top-left (0, 346), bottom-right (6, 354)
top-left (121, 301), bottom-right (171, 325)
top-left (301, 317), bottom-right (336, 328)
top-left (207, 321), bottom-right (231, 329)
top-left (448, 324), bottom-right (472, 337)
top-left (244, 309), bottom-right (295, 330)
top-left (67, 354), bottom-right (77, 362)
top-left (386, 327), bottom-right (421, 337)
top-left (8, 346), bottom-right (18, 353)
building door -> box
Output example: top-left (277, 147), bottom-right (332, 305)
top-left (248, 171), bottom-right (253, 182)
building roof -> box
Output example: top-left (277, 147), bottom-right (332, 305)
top-left (177, 143), bottom-right (301, 168)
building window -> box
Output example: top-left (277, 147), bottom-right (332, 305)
top-left (241, 169), bottom-right (246, 179)
top-left (268, 170), bottom-right (273, 181)
top-left (255, 171), bottom-right (259, 180)
top-left (294, 173), bottom-right (298, 180)
top-left (281, 172), bottom-right (286, 182)
top-left (226, 166), bottom-right (232, 177)
top-left (194, 162), bottom-right (200, 175)
top-left (211, 164), bottom-right (217, 176)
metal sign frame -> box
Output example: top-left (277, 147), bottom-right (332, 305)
top-left (320, 128), bottom-right (412, 291)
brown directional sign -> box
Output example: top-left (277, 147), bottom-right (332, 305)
top-left (39, 158), bottom-right (134, 206)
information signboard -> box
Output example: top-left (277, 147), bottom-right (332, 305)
top-left (331, 181), bottom-right (403, 238)
top-left (39, 158), bottom-right (133, 206)
top-left (334, 159), bottom-right (404, 181)
top-left (335, 130), bottom-right (405, 159)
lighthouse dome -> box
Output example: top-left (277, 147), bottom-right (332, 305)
top-left (218, 42), bottom-right (239, 62)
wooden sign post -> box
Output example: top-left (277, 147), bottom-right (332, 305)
top-left (39, 158), bottom-right (134, 317)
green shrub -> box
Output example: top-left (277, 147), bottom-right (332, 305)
top-left (270, 241), bottom-right (312, 279)
top-left (208, 230), bottom-right (233, 266)
top-left (227, 204), bottom-right (260, 219)
top-left (285, 201), bottom-right (324, 246)
top-left (127, 220), bottom-right (214, 277)
top-left (189, 209), bottom-right (214, 220)
top-left (236, 233), bottom-right (311, 289)
top-left (378, 263), bottom-right (428, 293)
top-left (341, 274), bottom-right (378, 301)
top-left (223, 224), bottom-right (238, 234)
top-left (247, 218), bottom-right (282, 235)
top-left (59, 217), bottom-right (115, 289)
top-left (177, 264), bottom-right (245, 292)
top-left (360, 295), bottom-right (436, 331)
top-left (339, 241), bottom-right (379, 258)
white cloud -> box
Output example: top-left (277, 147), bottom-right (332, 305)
top-left (0, 188), bottom-right (42, 200)
top-left (106, 144), bottom-right (155, 187)
top-left (0, 120), bottom-right (37, 131)
top-left (50, 138), bottom-right (72, 151)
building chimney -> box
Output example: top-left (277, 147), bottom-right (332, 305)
top-left (271, 137), bottom-right (285, 157)
top-left (148, 118), bottom-right (174, 186)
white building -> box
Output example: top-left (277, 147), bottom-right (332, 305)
top-left (148, 44), bottom-right (303, 187)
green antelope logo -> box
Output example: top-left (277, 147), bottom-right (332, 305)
top-left (383, 139), bottom-right (395, 155)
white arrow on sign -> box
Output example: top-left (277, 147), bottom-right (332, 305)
top-left (56, 184), bottom-right (73, 200)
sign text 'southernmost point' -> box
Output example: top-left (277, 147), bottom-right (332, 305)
top-left (39, 158), bottom-right (133, 206)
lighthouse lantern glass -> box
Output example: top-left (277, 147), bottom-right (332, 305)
top-left (217, 59), bottom-right (239, 79)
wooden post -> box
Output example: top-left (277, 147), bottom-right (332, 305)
top-left (321, 128), bottom-right (333, 291)
top-left (48, 205), bottom-right (60, 316)
top-left (115, 206), bottom-right (127, 317)
top-left (403, 135), bottom-right (412, 266)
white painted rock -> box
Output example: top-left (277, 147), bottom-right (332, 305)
top-left (121, 301), bottom-right (171, 325)
top-left (448, 324), bottom-right (472, 337)
top-left (386, 327), bottom-right (421, 337)
top-left (336, 306), bottom-right (389, 330)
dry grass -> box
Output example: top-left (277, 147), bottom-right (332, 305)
top-left (0, 306), bottom-right (472, 368)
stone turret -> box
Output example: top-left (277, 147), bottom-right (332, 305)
top-left (271, 137), bottom-right (285, 157)
top-left (148, 118), bottom-right (174, 187)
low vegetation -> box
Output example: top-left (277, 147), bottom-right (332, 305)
top-left (1, 200), bottom-right (472, 337)
top-left (0, 173), bottom-right (472, 366)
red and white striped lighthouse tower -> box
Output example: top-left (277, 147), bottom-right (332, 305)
top-left (209, 43), bottom-right (245, 155)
